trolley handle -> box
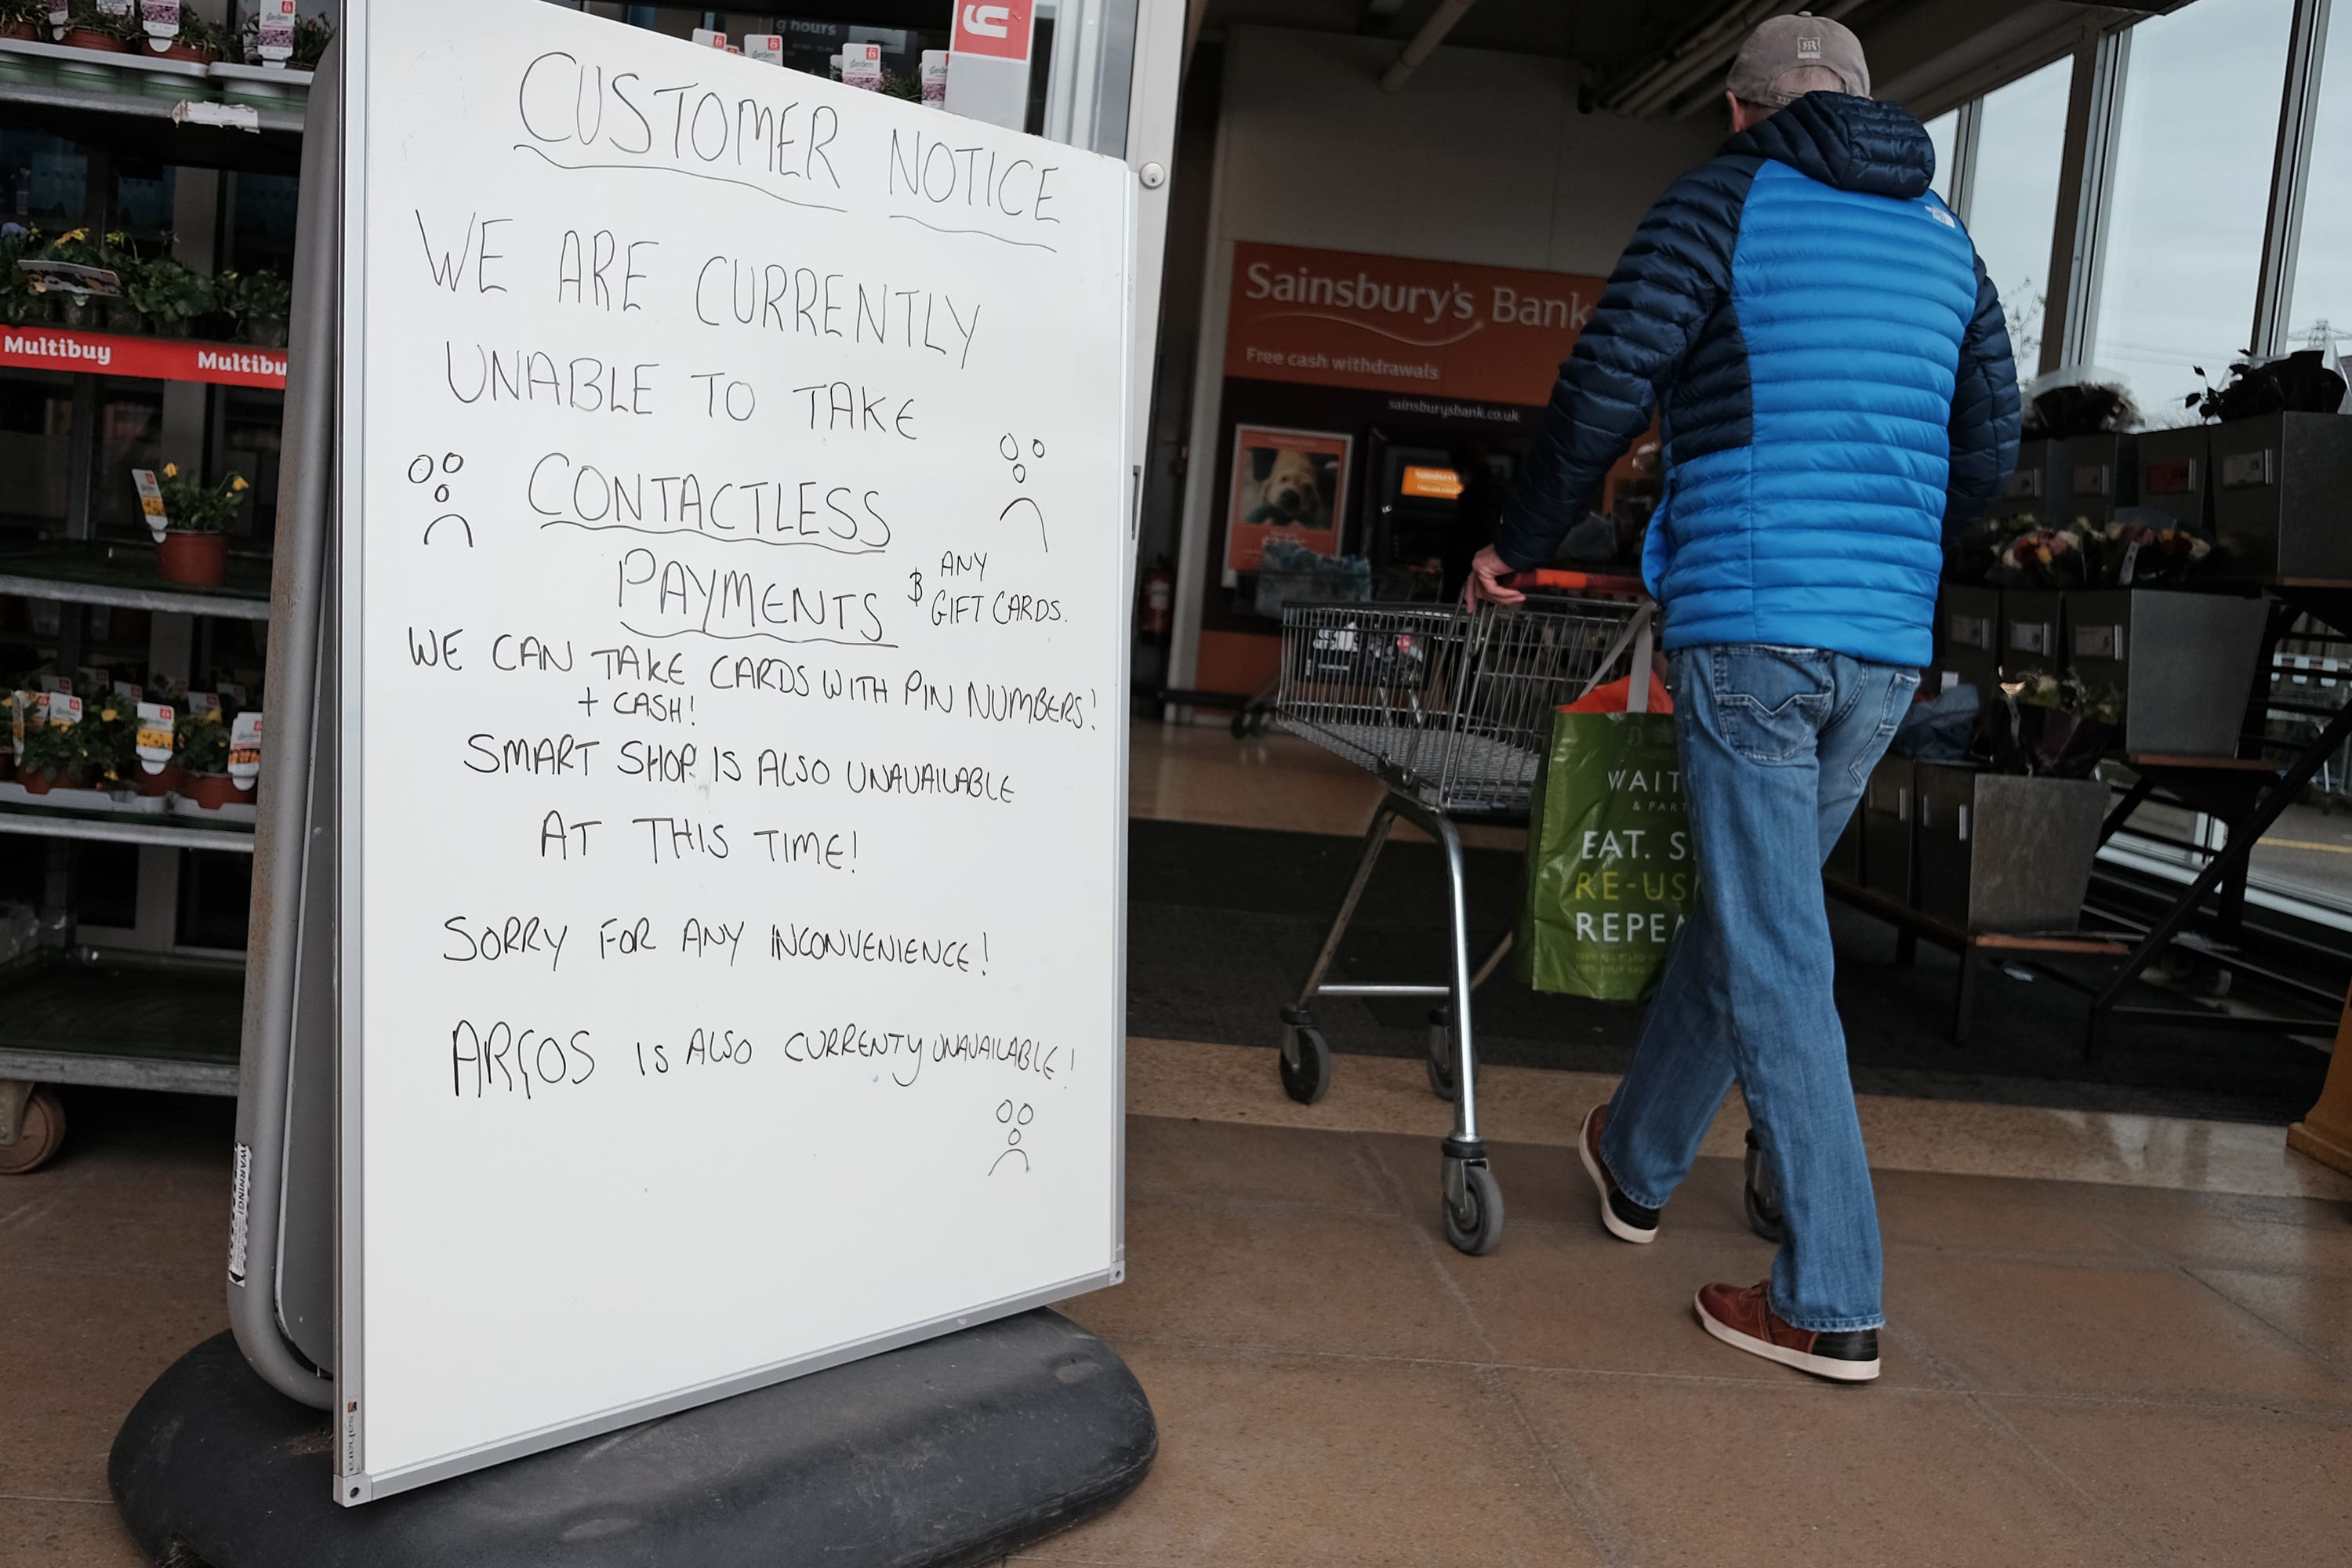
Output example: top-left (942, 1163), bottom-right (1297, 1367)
top-left (1502, 568), bottom-right (1648, 597)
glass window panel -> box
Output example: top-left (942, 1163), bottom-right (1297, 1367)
top-left (109, 159), bottom-right (176, 248)
top-left (2091, 0), bottom-right (2294, 423)
top-left (93, 381), bottom-right (169, 546)
top-left (1, 129), bottom-right (88, 228)
top-left (1925, 110), bottom-right (1958, 205)
top-left (2284, 9), bottom-right (2352, 365)
top-left (215, 389), bottom-right (285, 543)
top-left (0, 371), bottom-right (74, 533)
top-left (228, 172), bottom-right (301, 276)
top-left (1964, 60), bottom-right (2071, 383)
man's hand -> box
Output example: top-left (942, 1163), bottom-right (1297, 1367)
top-left (1464, 546), bottom-right (1526, 608)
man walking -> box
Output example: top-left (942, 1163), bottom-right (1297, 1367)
top-left (1466, 15), bottom-right (2020, 1381)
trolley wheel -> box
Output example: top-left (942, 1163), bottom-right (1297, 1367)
top-left (1229, 708), bottom-right (1253, 739)
top-left (1441, 1163), bottom-right (1504, 1255)
top-left (1424, 1009), bottom-right (1476, 1102)
top-left (0, 1089), bottom-right (66, 1176)
top-left (1279, 1025), bottom-right (1331, 1105)
top-left (1742, 1129), bottom-right (1782, 1244)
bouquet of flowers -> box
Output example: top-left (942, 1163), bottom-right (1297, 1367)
top-left (1978, 672), bottom-right (2122, 779)
top-left (1987, 524), bottom-right (2090, 590)
top-left (2093, 518), bottom-right (2212, 587)
top-left (1948, 513), bottom-right (2050, 583)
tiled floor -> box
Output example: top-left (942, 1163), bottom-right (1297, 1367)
top-left (8, 1080), bottom-right (2352, 1567)
top-left (1034, 1114), bottom-right (2352, 1568)
top-left (8, 720), bottom-right (2351, 1565)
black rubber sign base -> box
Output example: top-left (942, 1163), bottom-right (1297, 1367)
top-left (111, 1311), bottom-right (1155, 1567)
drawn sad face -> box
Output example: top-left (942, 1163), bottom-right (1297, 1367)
top-left (989, 1100), bottom-right (1033, 1175)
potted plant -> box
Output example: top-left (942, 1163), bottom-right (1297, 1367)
top-left (18, 711), bottom-right (85, 794)
top-left (32, 227), bottom-right (127, 327)
top-left (0, 0), bottom-right (45, 42)
top-left (0, 228), bottom-right (42, 327)
top-left (154, 462), bottom-right (249, 585)
top-left (125, 256), bottom-right (215, 337)
top-left (173, 706), bottom-right (235, 808)
top-left (56, 1), bottom-right (134, 51)
top-left (288, 12), bottom-right (331, 69)
top-left (223, 267), bottom-right (291, 347)
top-left (157, 8), bottom-right (225, 62)
top-left (80, 698), bottom-right (136, 793)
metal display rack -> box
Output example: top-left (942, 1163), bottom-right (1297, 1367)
top-left (1831, 583), bottom-right (2352, 1057)
top-left (0, 37), bottom-right (304, 1169)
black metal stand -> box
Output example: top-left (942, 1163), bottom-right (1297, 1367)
top-left (1828, 877), bottom-right (2127, 1044)
top-left (2082, 583), bottom-right (2352, 1059)
top-left (111, 1312), bottom-right (1155, 1568)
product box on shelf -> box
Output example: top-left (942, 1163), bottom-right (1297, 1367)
top-left (2001, 589), bottom-right (2065, 679)
top-left (1911, 764), bottom-right (2109, 933)
top-left (1940, 583), bottom-right (2002, 698)
top-left (2064, 589), bottom-right (2269, 757)
top-left (2135, 425), bottom-right (2211, 534)
top-left (1860, 754), bottom-right (1915, 906)
top-left (1993, 437), bottom-right (2064, 522)
top-left (2062, 433), bottom-right (2136, 528)
top-left (2210, 412), bottom-right (2352, 579)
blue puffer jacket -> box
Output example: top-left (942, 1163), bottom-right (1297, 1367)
top-left (1492, 93), bottom-right (2021, 669)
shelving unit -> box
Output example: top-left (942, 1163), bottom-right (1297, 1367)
top-left (0, 33), bottom-right (309, 143)
top-left (0, 949), bottom-right (243, 1101)
top-left (0, 539), bottom-right (273, 620)
top-left (1, 27), bottom-right (307, 1167)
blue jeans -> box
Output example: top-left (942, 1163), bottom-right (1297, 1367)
top-left (1599, 644), bottom-right (1918, 1331)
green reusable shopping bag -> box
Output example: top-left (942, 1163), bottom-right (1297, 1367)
top-left (1516, 702), bottom-right (1697, 1002)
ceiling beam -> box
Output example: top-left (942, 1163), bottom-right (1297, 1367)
top-left (1381, 0), bottom-right (1482, 93)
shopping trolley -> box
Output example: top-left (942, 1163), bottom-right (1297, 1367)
top-left (1272, 574), bottom-right (1654, 1255)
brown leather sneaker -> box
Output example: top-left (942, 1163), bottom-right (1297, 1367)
top-left (1579, 1105), bottom-right (1660, 1244)
top-left (1695, 1280), bottom-right (1880, 1382)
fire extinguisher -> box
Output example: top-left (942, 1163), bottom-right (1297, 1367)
top-left (1138, 557), bottom-right (1174, 640)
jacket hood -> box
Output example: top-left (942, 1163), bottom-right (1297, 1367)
top-left (1726, 93), bottom-right (1935, 201)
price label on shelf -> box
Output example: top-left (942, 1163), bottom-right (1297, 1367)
top-left (228, 711), bottom-right (263, 787)
top-left (136, 702), bottom-right (176, 769)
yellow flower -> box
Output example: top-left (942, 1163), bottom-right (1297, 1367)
top-left (163, 463), bottom-right (179, 478)
top-left (100, 708), bottom-right (118, 722)
top-left (230, 476), bottom-right (249, 492)
top-left (59, 227), bottom-right (85, 244)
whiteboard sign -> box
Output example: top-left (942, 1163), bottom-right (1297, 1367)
top-left (336, 0), bottom-right (1133, 1503)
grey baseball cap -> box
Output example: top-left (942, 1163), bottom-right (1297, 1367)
top-left (1726, 12), bottom-right (1870, 105)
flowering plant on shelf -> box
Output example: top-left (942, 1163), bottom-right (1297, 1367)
top-left (79, 700), bottom-right (136, 787)
top-left (18, 709), bottom-right (87, 783)
top-left (220, 267), bottom-right (292, 344)
top-left (172, 707), bottom-right (229, 775)
top-left (154, 463), bottom-right (249, 534)
top-left (63, 2), bottom-right (141, 46)
top-left (125, 256), bottom-right (217, 335)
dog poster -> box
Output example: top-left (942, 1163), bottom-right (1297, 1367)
top-left (1225, 426), bottom-right (1350, 572)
